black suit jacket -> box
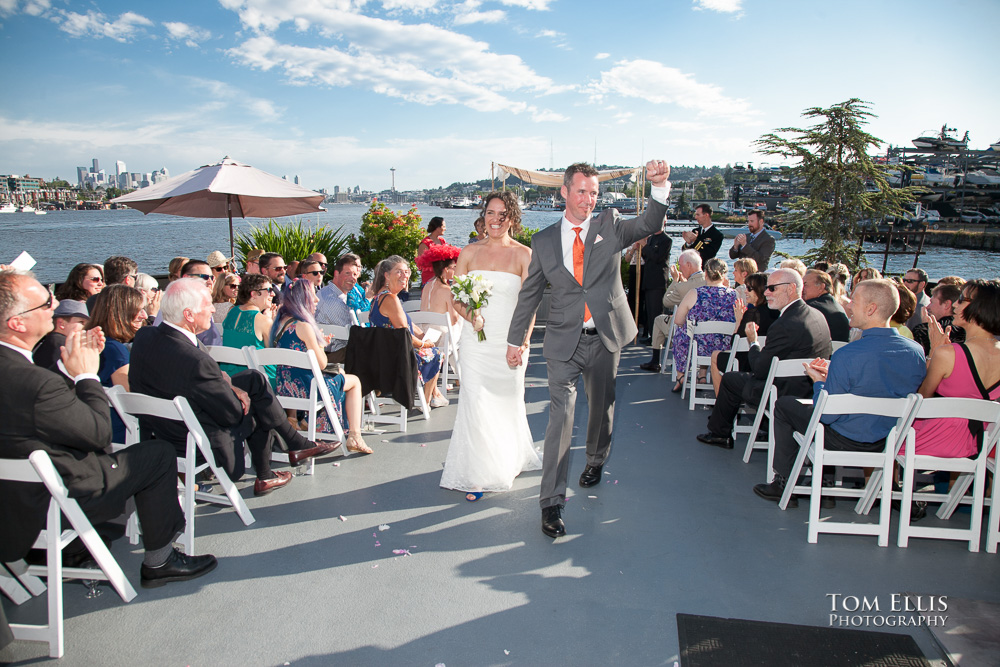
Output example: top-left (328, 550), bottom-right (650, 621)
top-left (685, 224), bottom-right (724, 263)
top-left (0, 346), bottom-right (113, 561)
top-left (744, 299), bottom-right (833, 403)
top-left (128, 323), bottom-right (245, 452)
top-left (640, 232), bottom-right (672, 291)
top-left (806, 293), bottom-right (851, 342)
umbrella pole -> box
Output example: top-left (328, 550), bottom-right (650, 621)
top-left (227, 194), bottom-right (235, 259)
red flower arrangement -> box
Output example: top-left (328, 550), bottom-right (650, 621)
top-left (416, 243), bottom-right (461, 272)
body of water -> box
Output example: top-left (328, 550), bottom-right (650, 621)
top-left (1, 205), bottom-right (996, 284)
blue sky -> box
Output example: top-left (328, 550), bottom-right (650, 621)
top-left (1, 0), bottom-right (998, 191)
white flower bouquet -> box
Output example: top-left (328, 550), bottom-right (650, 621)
top-left (451, 273), bottom-right (493, 341)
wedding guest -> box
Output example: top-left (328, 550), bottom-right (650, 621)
top-left (342, 254), bottom-right (373, 312)
top-left (55, 263), bottom-right (103, 302)
top-left (206, 251), bottom-right (234, 279)
top-left (316, 255), bottom-right (363, 364)
top-left (417, 216), bottom-right (448, 285)
top-left (244, 249), bottom-right (264, 275)
top-left (802, 269), bottom-right (850, 342)
top-left (912, 282), bottom-right (966, 355)
top-left (167, 256), bottom-right (189, 282)
top-left (936, 275), bottom-right (966, 287)
top-left (211, 271), bottom-right (240, 324)
top-left (286, 260), bottom-right (300, 284)
top-left (220, 273), bottom-right (275, 386)
top-left (471, 215), bottom-right (487, 243)
top-left (901, 268), bottom-right (929, 330)
top-left (32, 299), bottom-right (89, 370)
top-left (370, 255), bottom-right (445, 407)
top-left (271, 279), bottom-right (372, 454)
top-left (852, 267), bottom-right (882, 295)
top-left (135, 273), bottom-right (161, 323)
top-left (103, 256), bottom-right (138, 287)
top-left (640, 250), bottom-right (705, 373)
top-left (85, 284), bottom-right (148, 443)
top-left (681, 204), bottom-right (723, 263)
top-left (418, 243), bottom-right (462, 359)
top-left (306, 252), bottom-right (329, 283)
top-left (732, 257), bottom-right (757, 303)
top-left (297, 259), bottom-right (325, 290)
top-left (259, 252), bottom-right (288, 286)
top-left (891, 281), bottom-right (916, 339)
top-left (710, 272), bottom-right (777, 396)
top-left (827, 263), bottom-right (851, 309)
top-left (779, 258), bottom-right (807, 277)
top-left (179, 260), bottom-right (223, 346)
top-left (729, 209), bottom-right (775, 270)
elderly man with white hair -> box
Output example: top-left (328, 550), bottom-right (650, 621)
top-left (129, 278), bottom-right (336, 496)
top-left (640, 250), bottom-right (705, 373)
top-left (696, 268), bottom-right (833, 449)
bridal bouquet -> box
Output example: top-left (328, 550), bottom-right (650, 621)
top-left (451, 274), bottom-right (493, 341)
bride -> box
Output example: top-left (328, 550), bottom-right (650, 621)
top-left (440, 191), bottom-right (542, 501)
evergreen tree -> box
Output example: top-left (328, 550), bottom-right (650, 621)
top-left (705, 174), bottom-right (726, 199)
top-left (754, 98), bottom-right (920, 269)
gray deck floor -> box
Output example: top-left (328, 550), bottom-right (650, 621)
top-left (3, 340), bottom-right (999, 666)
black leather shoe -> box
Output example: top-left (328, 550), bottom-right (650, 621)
top-left (639, 361), bottom-right (661, 373)
top-left (696, 432), bottom-right (734, 449)
top-left (753, 478), bottom-right (797, 508)
top-left (541, 506), bottom-right (566, 538)
top-left (140, 548), bottom-right (218, 588)
top-left (579, 464), bottom-right (603, 488)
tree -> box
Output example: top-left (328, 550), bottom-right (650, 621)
top-left (675, 190), bottom-right (690, 216)
top-left (705, 174), bottom-right (726, 199)
top-left (754, 98), bottom-right (920, 269)
top-left (694, 182), bottom-right (708, 199)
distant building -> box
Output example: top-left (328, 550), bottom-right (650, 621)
top-left (76, 166), bottom-right (88, 188)
top-left (91, 158), bottom-right (100, 174)
top-left (294, 175), bottom-right (300, 185)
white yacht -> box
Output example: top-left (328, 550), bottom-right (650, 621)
top-left (0, 202), bottom-right (17, 213)
top-left (18, 204), bottom-right (35, 213)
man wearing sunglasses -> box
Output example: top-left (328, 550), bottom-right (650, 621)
top-left (901, 268), bottom-right (929, 330)
top-left (697, 268), bottom-right (833, 449)
top-left (150, 260), bottom-right (226, 347)
top-left (259, 252), bottom-right (289, 286)
top-left (0, 270), bottom-right (218, 587)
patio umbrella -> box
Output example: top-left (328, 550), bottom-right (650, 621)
top-left (112, 156), bottom-right (326, 258)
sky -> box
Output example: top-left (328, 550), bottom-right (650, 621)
top-left (1, 0), bottom-right (998, 192)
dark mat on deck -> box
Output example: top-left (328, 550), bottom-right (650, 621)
top-left (676, 613), bottom-right (931, 667)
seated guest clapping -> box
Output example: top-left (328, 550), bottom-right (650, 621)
top-left (316, 254), bottom-right (363, 364)
top-left (753, 279), bottom-right (926, 506)
top-left (912, 282), bottom-right (966, 355)
top-left (32, 299), bottom-right (89, 370)
top-left (129, 278), bottom-right (336, 496)
top-left (696, 269), bottom-right (832, 449)
top-left (710, 272), bottom-right (778, 396)
top-left (220, 273), bottom-right (275, 385)
top-left (135, 273), bottom-right (161, 324)
top-left (0, 270), bottom-right (217, 586)
top-left (86, 284), bottom-right (147, 444)
top-left (271, 279), bottom-right (372, 454)
top-left (55, 263), bottom-right (104, 302)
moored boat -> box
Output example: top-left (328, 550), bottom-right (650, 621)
top-left (0, 202), bottom-right (17, 213)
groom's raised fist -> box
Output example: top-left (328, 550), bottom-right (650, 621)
top-left (645, 159), bottom-right (670, 186)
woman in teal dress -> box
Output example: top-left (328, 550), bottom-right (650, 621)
top-left (270, 279), bottom-right (372, 454)
top-left (220, 273), bottom-right (276, 385)
top-left (369, 255), bottom-right (446, 408)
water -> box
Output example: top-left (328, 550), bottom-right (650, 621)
top-left (1, 206), bottom-right (996, 284)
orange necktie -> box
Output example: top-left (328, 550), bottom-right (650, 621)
top-left (573, 227), bottom-right (591, 322)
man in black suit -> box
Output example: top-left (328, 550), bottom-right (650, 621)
top-left (638, 219), bottom-right (672, 342)
top-left (129, 278), bottom-right (334, 497)
top-left (697, 268), bottom-right (833, 449)
top-left (0, 270), bottom-right (216, 587)
top-left (728, 210), bottom-right (775, 270)
top-left (802, 269), bottom-right (850, 342)
top-left (681, 204), bottom-right (724, 263)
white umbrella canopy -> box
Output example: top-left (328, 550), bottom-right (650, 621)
top-left (112, 156), bottom-right (325, 257)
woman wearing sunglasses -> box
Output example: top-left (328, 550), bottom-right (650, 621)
top-left (55, 263), bottom-right (104, 302)
top-left (212, 272), bottom-right (241, 324)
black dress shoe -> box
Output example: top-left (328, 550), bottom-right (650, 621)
top-left (753, 478), bottom-right (797, 508)
top-left (140, 548), bottom-right (218, 588)
top-left (579, 464), bottom-right (603, 488)
top-left (639, 361), bottom-right (661, 373)
top-left (696, 432), bottom-right (734, 449)
top-left (541, 505), bottom-right (566, 538)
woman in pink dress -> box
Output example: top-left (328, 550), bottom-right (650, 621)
top-left (416, 216), bottom-right (447, 285)
top-left (911, 279), bottom-right (1000, 457)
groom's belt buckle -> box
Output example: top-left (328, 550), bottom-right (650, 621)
top-left (582, 328), bottom-right (599, 336)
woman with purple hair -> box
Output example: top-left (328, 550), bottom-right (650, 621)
top-left (270, 279), bottom-right (372, 454)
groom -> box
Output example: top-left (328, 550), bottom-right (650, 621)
top-left (507, 160), bottom-right (671, 537)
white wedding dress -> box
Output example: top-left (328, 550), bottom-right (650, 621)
top-left (440, 270), bottom-right (542, 493)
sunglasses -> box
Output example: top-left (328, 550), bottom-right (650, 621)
top-left (8, 292), bottom-right (53, 321)
top-left (765, 282), bottom-right (792, 292)
top-left (87, 276), bottom-right (104, 283)
top-left (902, 278), bottom-right (919, 284)
top-left (212, 265), bottom-right (229, 272)
top-left (269, 265), bottom-right (287, 272)
top-left (187, 273), bottom-right (213, 281)
top-left (148, 287), bottom-right (160, 293)
top-left (226, 283), bottom-right (240, 288)
top-left (316, 262), bottom-right (328, 268)
top-left (303, 270), bottom-right (323, 276)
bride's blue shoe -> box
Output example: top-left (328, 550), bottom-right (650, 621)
top-left (466, 492), bottom-right (483, 502)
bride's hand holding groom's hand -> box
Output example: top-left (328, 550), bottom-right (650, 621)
top-left (506, 345), bottom-right (522, 368)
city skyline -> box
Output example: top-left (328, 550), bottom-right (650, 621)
top-left (1, 0), bottom-right (998, 192)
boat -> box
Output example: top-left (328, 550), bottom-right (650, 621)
top-left (18, 204), bottom-right (35, 213)
top-left (529, 196), bottom-right (565, 212)
top-left (964, 170), bottom-right (1000, 186)
top-left (0, 202), bottom-right (16, 213)
top-left (449, 196), bottom-right (476, 209)
top-left (912, 125), bottom-right (968, 151)
top-left (990, 140), bottom-right (1000, 152)
top-left (34, 209), bottom-right (47, 215)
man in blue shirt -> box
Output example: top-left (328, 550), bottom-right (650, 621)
top-left (754, 279), bottom-right (926, 507)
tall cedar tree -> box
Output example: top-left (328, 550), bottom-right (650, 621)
top-left (755, 99), bottom-right (922, 270)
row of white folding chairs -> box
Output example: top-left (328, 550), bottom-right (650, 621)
top-left (780, 391), bottom-right (1000, 552)
top-left (680, 320), bottom-right (739, 411)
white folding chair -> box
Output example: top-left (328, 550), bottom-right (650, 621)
top-left (739, 357), bottom-right (812, 482)
top-left (356, 310), bottom-right (370, 325)
top-left (682, 320), bottom-right (735, 410)
top-left (831, 340), bottom-right (850, 352)
top-left (247, 347), bottom-right (349, 471)
top-left (206, 344), bottom-right (254, 369)
top-left (780, 391), bottom-right (920, 547)
top-left (402, 299), bottom-right (422, 313)
top-left (408, 310), bottom-right (458, 390)
top-left (109, 391), bottom-right (256, 555)
top-left (988, 455), bottom-right (999, 554)
top-left (896, 396), bottom-right (1000, 552)
top-left (1, 451), bottom-right (137, 658)
top-left (659, 314), bottom-right (676, 377)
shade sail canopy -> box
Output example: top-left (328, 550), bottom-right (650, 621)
top-left (497, 164), bottom-right (641, 187)
top-left (112, 157), bottom-right (325, 219)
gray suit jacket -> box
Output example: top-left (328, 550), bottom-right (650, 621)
top-left (728, 230), bottom-right (776, 271)
top-left (662, 271), bottom-right (706, 312)
top-left (507, 197), bottom-right (669, 362)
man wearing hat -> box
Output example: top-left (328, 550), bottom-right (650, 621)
top-left (244, 249), bottom-right (264, 275)
top-left (33, 299), bottom-right (89, 371)
top-left (206, 250), bottom-right (234, 278)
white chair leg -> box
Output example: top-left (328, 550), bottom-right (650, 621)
top-left (807, 446), bottom-right (824, 544)
top-left (936, 472), bottom-right (974, 520)
top-left (897, 456), bottom-right (915, 548)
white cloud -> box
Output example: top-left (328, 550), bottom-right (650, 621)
top-left (164, 21), bottom-right (212, 47)
top-left (498, 0), bottom-right (552, 9)
top-left (613, 111), bottom-right (633, 125)
top-left (692, 0), bottom-right (743, 13)
top-left (586, 59), bottom-right (756, 121)
top-left (51, 9), bottom-right (153, 42)
top-left (0, 0), bottom-right (20, 17)
top-left (381, 0), bottom-right (439, 12)
top-left (595, 52), bottom-right (610, 60)
top-left (183, 75), bottom-right (282, 121)
top-left (454, 8), bottom-right (506, 24)
top-left (22, 0), bottom-right (49, 17)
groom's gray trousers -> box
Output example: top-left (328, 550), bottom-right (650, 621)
top-left (540, 331), bottom-right (618, 509)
